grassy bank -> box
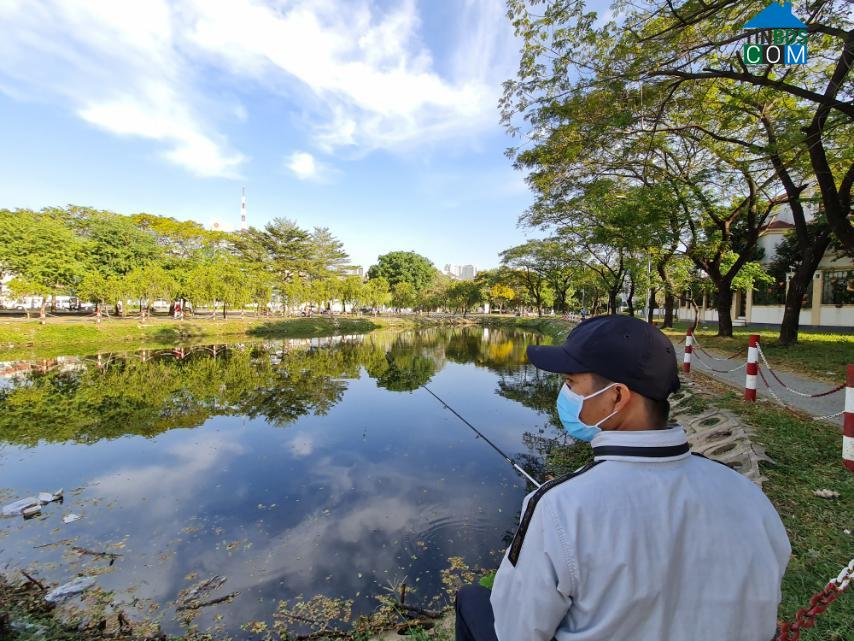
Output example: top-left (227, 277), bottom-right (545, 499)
top-left (480, 315), bottom-right (576, 341)
top-left (0, 316), bottom-right (435, 358)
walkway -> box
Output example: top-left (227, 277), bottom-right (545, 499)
top-left (672, 337), bottom-right (846, 427)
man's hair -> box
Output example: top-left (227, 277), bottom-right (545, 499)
top-left (589, 372), bottom-right (670, 428)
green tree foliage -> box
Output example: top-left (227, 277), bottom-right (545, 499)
top-left (367, 251), bottom-right (437, 293)
top-left (447, 281), bottom-right (486, 317)
top-left (0, 209), bottom-right (88, 315)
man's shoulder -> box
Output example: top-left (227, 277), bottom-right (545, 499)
top-left (521, 460), bottom-right (604, 511)
top-left (510, 461), bottom-right (603, 566)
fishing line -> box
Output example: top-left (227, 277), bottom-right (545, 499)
top-left (385, 352), bottom-right (542, 487)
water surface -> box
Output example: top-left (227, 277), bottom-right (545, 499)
top-left (0, 327), bottom-right (570, 636)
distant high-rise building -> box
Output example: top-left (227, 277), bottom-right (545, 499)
top-left (344, 266), bottom-right (364, 278)
top-left (443, 264), bottom-right (477, 280)
top-left (240, 187), bottom-right (248, 230)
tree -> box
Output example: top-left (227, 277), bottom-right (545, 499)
top-left (339, 275), bottom-right (365, 313)
top-left (447, 281), bottom-right (486, 317)
top-left (489, 283), bottom-right (515, 313)
top-left (0, 210), bottom-right (88, 318)
top-left (124, 264), bottom-right (178, 319)
top-left (503, 0), bottom-right (853, 254)
top-left (235, 217), bottom-right (313, 284)
top-left (364, 277), bottom-right (392, 313)
top-left (367, 251), bottom-right (437, 294)
top-left (281, 275), bottom-right (308, 315)
top-left (500, 243), bottom-right (552, 316)
top-left (73, 208), bottom-right (162, 279)
top-left (309, 227), bottom-right (350, 279)
top-left (391, 281), bottom-right (417, 311)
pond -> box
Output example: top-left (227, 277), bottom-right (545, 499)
top-left (0, 326), bottom-right (572, 638)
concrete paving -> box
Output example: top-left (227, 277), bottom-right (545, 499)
top-left (673, 336), bottom-right (847, 427)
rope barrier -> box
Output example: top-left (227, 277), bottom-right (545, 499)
top-left (757, 369), bottom-right (845, 423)
top-left (775, 559), bottom-right (853, 641)
top-left (689, 334), bottom-right (746, 361)
top-left (756, 345), bottom-right (846, 398)
top-left (690, 349), bottom-right (747, 374)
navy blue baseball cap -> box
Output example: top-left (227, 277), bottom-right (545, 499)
top-left (526, 315), bottom-right (680, 401)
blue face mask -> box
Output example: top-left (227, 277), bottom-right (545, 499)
top-left (556, 382), bottom-right (620, 442)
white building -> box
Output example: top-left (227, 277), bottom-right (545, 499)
top-left (678, 218), bottom-right (853, 328)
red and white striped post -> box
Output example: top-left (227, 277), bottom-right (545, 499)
top-left (682, 327), bottom-right (693, 373)
top-left (744, 334), bottom-right (760, 401)
top-left (844, 364), bottom-right (854, 472)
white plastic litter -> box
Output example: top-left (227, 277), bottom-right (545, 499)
top-left (63, 513), bottom-right (81, 524)
top-left (45, 577), bottom-right (97, 603)
top-left (2, 497), bottom-right (40, 517)
top-left (2, 490), bottom-right (64, 518)
top-left (813, 488), bottom-right (840, 499)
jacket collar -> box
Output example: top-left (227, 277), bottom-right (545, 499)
top-left (591, 426), bottom-right (690, 463)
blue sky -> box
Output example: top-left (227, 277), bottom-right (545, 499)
top-left (0, 0), bottom-right (611, 271)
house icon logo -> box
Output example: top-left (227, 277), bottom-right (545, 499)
top-left (742, 2), bottom-right (809, 65)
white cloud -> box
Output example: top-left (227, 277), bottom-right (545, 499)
top-left (0, 0), bottom-right (245, 178)
top-left (0, 0), bottom-right (517, 171)
top-left (285, 151), bottom-right (331, 182)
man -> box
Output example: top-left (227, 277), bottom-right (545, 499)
top-left (455, 315), bottom-right (790, 641)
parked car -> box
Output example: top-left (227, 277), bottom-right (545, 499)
top-left (150, 300), bottom-right (171, 313)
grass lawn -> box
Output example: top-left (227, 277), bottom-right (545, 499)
top-left (687, 373), bottom-right (853, 641)
top-left (659, 321), bottom-right (854, 384)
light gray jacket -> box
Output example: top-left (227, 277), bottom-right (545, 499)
top-left (490, 427), bottom-right (790, 641)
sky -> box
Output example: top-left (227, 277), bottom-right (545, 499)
top-left (0, 0), bottom-right (611, 271)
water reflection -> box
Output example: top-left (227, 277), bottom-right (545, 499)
top-left (0, 327), bottom-right (569, 638)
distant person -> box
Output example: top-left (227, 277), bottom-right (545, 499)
top-left (580, 307), bottom-right (588, 320)
top-left (454, 315), bottom-right (790, 641)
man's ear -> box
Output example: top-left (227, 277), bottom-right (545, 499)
top-left (614, 384), bottom-right (631, 411)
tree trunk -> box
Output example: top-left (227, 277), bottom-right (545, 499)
top-left (646, 287), bottom-right (657, 323)
top-left (663, 291), bottom-right (675, 328)
top-left (714, 287), bottom-right (734, 337)
top-left (626, 277), bottom-right (636, 316)
top-left (222, 303), bottom-right (227, 319)
top-left (778, 233), bottom-right (831, 345)
top-left (657, 264), bottom-right (675, 328)
top-left (607, 288), bottom-right (618, 314)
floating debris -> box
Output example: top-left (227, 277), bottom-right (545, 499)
top-left (44, 576), bottom-right (97, 603)
top-left (2, 497), bottom-right (40, 518)
top-left (2, 490), bottom-right (64, 518)
top-left (22, 505), bottom-right (42, 519)
top-left (63, 513), bottom-right (81, 524)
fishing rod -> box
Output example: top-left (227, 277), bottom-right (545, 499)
top-left (384, 352), bottom-right (541, 487)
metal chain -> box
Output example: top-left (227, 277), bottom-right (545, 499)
top-left (811, 410), bottom-right (844, 422)
top-left (690, 349), bottom-right (747, 373)
top-left (757, 345), bottom-right (845, 398)
top-left (776, 560), bottom-right (853, 641)
top-left (757, 368), bottom-right (787, 406)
